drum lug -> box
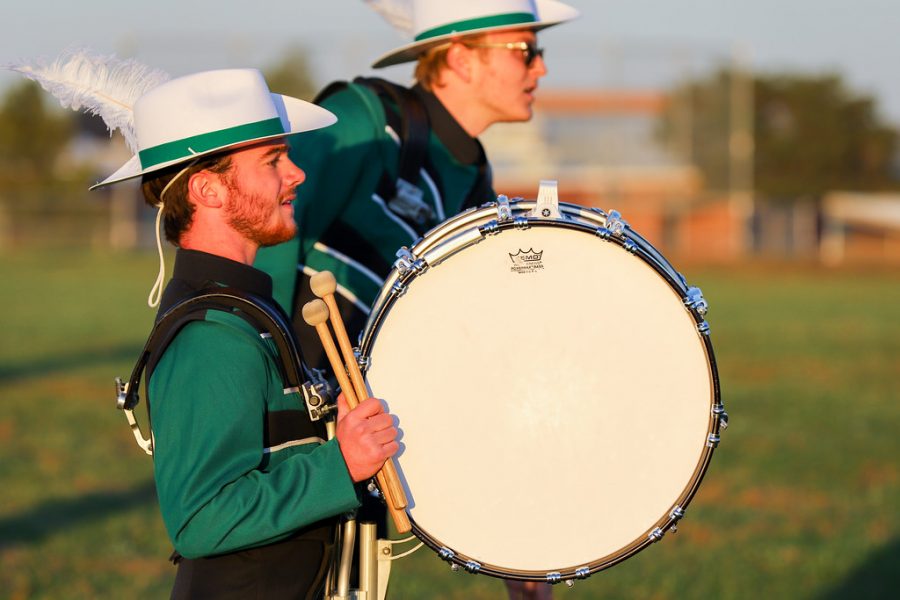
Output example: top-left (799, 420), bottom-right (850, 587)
top-left (648, 527), bottom-right (665, 542)
top-left (464, 560), bottom-right (482, 574)
top-left (575, 566), bottom-right (590, 580)
top-left (546, 572), bottom-right (562, 584)
top-left (684, 286), bottom-right (710, 317)
top-left (698, 320), bottom-right (711, 336)
top-left (707, 433), bottom-right (721, 448)
top-left (669, 505), bottom-right (686, 522)
top-left (514, 216), bottom-right (530, 230)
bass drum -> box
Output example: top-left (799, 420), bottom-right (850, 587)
top-left (358, 194), bottom-right (725, 583)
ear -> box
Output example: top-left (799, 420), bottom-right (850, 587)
top-left (444, 42), bottom-right (474, 84)
top-left (186, 169), bottom-right (226, 209)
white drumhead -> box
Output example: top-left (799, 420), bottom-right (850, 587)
top-left (367, 225), bottom-right (713, 572)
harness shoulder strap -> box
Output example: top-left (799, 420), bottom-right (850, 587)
top-left (317, 77), bottom-right (434, 226)
top-left (351, 77), bottom-right (430, 188)
top-left (117, 288), bottom-right (332, 455)
top-left (123, 288), bottom-right (306, 409)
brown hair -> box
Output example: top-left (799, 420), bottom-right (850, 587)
top-left (140, 153), bottom-right (233, 244)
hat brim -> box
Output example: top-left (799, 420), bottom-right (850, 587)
top-left (90, 94), bottom-right (336, 189)
top-left (372, 0), bottom-right (580, 69)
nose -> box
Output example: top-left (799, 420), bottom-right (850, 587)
top-left (284, 157), bottom-right (306, 188)
top-left (530, 53), bottom-right (548, 77)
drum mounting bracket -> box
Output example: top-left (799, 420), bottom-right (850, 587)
top-left (527, 180), bottom-right (562, 219)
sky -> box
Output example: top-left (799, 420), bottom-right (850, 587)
top-left (1, 0), bottom-right (899, 126)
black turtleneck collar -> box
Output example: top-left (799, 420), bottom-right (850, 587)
top-left (158, 249), bottom-right (273, 316)
top-left (412, 83), bottom-right (485, 166)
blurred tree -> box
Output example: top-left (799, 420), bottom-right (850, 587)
top-left (263, 46), bottom-right (318, 101)
top-left (755, 73), bottom-right (897, 198)
top-left (660, 69), bottom-right (899, 200)
top-left (0, 80), bottom-right (74, 182)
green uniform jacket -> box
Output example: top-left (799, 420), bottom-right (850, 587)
top-left (255, 81), bottom-right (495, 322)
top-left (149, 249), bottom-right (360, 559)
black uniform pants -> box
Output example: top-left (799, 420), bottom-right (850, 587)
top-left (170, 526), bottom-right (333, 600)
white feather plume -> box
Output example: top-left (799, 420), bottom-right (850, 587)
top-left (364, 0), bottom-right (415, 36)
top-left (6, 48), bottom-right (170, 153)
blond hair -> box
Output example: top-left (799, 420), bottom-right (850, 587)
top-left (414, 35), bottom-right (489, 91)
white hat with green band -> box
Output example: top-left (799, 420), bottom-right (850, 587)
top-left (91, 68), bottom-right (336, 189)
top-left (372, 0), bottom-right (580, 69)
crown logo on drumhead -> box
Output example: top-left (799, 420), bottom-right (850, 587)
top-left (509, 248), bottom-right (544, 273)
top-left (509, 248), bottom-right (543, 263)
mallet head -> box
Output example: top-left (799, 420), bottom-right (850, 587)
top-left (310, 271), bottom-right (337, 298)
top-left (301, 298), bottom-right (330, 326)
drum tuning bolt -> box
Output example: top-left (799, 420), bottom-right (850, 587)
top-left (684, 286), bottom-right (709, 317)
top-left (495, 194), bottom-right (513, 221)
top-left (605, 210), bottom-right (628, 238)
top-left (713, 404), bottom-right (729, 431)
top-left (464, 561), bottom-right (482, 574)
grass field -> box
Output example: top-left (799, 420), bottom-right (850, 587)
top-left (1, 249), bottom-right (898, 599)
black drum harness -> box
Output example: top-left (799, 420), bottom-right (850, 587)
top-left (115, 287), bottom-right (335, 456)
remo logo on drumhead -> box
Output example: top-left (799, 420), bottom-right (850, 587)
top-left (508, 249), bottom-right (545, 274)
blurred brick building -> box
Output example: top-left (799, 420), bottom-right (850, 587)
top-left (482, 88), bottom-right (751, 264)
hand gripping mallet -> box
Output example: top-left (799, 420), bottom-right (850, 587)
top-left (309, 271), bottom-right (410, 509)
top-left (301, 299), bottom-right (412, 534)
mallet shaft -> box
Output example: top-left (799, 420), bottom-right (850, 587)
top-left (308, 310), bottom-right (411, 533)
top-left (320, 293), bottom-right (409, 510)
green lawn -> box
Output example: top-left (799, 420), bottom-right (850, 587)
top-left (1, 250), bottom-right (898, 599)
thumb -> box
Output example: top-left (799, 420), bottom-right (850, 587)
top-left (336, 391), bottom-right (349, 423)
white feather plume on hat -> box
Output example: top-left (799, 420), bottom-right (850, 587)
top-left (364, 0), bottom-right (415, 36)
top-left (6, 48), bottom-right (170, 154)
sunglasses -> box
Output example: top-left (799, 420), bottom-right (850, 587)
top-left (464, 41), bottom-right (545, 67)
